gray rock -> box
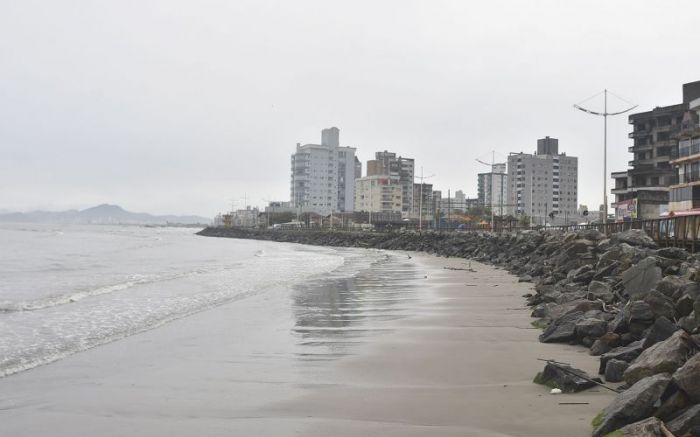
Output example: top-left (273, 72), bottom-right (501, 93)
top-left (539, 311), bottom-right (585, 343)
top-left (612, 229), bottom-right (659, 249)
top-left (644, 290), bottom-right (676, 320)
top-left (642, 317), bottom-right (680, 349)
top-left (575, 318), bottom-right (608, 339)
top-left (612, 417), bottom-right (673, 437)
top-left (591, 373), bottom-right (672, 437)
top-left (621, 257), bottom-right (662, 300)
top-left (656, 275), bottom-right (691, 298)
top-left (518, 274), bottom-right (532, 283)
top-left (605, 359), bottom-right (629, 383)
top-left (599, 340), bottom-right (644, 374)
top-left (609, 309), bottom-right (629, 334)
top-left (590, 339), bottom-right (611, 356)
top-left (588, 280), bottom-right (615, 303)
top-left (590, 333), bottom-right (622, 356)
top-left (568, 264), bottom-right (595, 284)
top-left (673, 352), bottom-right (700, 402)
top-left (657, 247), bottom-right (691, 260)
top-left (624, 330), bottom-right (699, 385)
top-left (676, 291), bottom-right (700, 318)
top-left (655, 389), bottom-right (690, 421)
top-left (533, 362), bottom-right (596, 393)
top-left (626, 300), bottom-right (656, 324)
top-left (593, 261), bottom-right (620, 281)
top-left (679, 313), bottom-right (700, 334)
top-left (666, 404), bottom-right (700, 436)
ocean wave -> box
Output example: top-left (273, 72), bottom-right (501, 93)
top-left (0, 264), bottom-right (244, 313)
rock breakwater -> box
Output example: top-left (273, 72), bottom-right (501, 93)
top-left (198, 226), bottom-right (700, 436)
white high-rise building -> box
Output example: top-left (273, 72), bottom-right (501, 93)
top-left (477, 163), bottom-right (507, 214)
top-left (290, 127), bottom-right (358, 215)
top-left (506, 137), bottom-right (578, 225)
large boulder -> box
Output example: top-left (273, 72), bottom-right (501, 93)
top-left (626, 300), bottom-right (656, 323)
top-left (655, 275), bottom-right (693, 298)
top-left (575, 318), bottom-right (608, 339)
top-left (657, 246), bottom-right (691, 260)
top-left (676, 288), bottom-right (700, 318)
top-left (610, 417), bottom-right (673, 437)
top-left (623, 330), bottom-right (699, 385)
top-left (612, 229), bottom-right (658, 249)
top-left (587, 280), bottom-right (615, 303)
top-left (624, 330), bottom-right (698, 384)
top-left (666, 404), bottom-right (700, 436)
top-left (568, 264), bottom-right (595, 284)
top-left (539, 311), bottom-right (584, 343)
top-left (642, 316), bottom-right (680, 349)
top-left (655, 389), bottom-right (690, 421)
top-left (621, 257), bottom-right (662, 300)
top-left (673, 352), bottom-right (700, 402)
top-left (533, 362), bottom-right (596, 393)
top-left (591, 373), bottom-right (672, 437)
top-left (590, 332), bottom-right (622, 356)
top-left (604, 359), bottom-right (629, 383)
top-left (644, 290), bottom-right (676, 320)
top-left (599, 340), bottom-right (644, 374)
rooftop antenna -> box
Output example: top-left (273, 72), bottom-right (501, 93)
top-left (574, 89), bottom-right (637, 224)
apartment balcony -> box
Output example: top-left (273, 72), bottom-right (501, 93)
top-left (629, 129), bottom-right (651, 138)
top-left (628, 163), bottom-right (675, 175)
top-left (670, 172), bottom-right (700, 186)
top-left (611, 186), bottom-right (631, 195)
top-left (655, 139), bottom-right (676, 147)
top-left (628, 143), bottom-right (654, 153)
top-left (671, 141), bottom-right (700, 162)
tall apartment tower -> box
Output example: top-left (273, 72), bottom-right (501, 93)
top-left (366, 150), bottom-right (415, 217)
top-left (477, 163), bottom-right (507, 214)
top-left (506, 137), bottom-right (578, 225)
top-left (290, 127), bottom-right (357, 215)
top-left (612, 80), bottom-right (700, 219)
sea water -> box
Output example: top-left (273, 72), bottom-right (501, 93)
top-left (0, 224), bottom-right (374, 377)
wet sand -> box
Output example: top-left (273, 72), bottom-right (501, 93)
top-left (0, 250), bottom-right (612, 436)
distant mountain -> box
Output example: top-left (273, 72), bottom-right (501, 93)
top-left (0, 204), bottom-right (210, 225)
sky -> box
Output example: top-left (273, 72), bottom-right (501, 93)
top-left (2, 0), bottom-right (700, 218)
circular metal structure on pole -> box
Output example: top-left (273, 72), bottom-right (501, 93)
top-left (574, 90), bottom-right (637, 224)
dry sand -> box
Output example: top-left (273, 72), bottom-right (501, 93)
top-left (0, 250), bottom-right (613, 436)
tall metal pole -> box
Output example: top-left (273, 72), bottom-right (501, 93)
top-left (419, 167), bottom-right (423, 231)
top-left (491, 151), bottom-right (495, 231)
top-left (574, 89), bottom-right (636, 225)
top-left (369, 179), bottom-right (372, 227)
top-left (603, 89), bottom-right (608, 224)
top-left (447, 188), bottom-right (451, 231)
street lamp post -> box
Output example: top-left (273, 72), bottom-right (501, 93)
top-left (574, 89), bottom-right (637, 224)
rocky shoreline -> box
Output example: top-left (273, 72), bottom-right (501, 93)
top-left (198, 226), bottom-right (700, 436)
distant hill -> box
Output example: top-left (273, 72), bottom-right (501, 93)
top-left (0, 204), bottom-right (211, 225)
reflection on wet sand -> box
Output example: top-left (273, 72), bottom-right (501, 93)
top-left (291, 253), bottom-right (421, 360)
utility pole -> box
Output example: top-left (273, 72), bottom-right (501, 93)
top-left (369, 179), bottom-right (372, 227)
top-left (416, 167), bottom-right (434, 231)
top-left (574, 89), bottom-right (637, 224)
top-left (447, 188), bottom-right (451, 231)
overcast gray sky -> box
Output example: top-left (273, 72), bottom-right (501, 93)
top-left (2, 0), bottom-right (700, 217)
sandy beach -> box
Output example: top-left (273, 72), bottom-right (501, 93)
top-left (0, 249), bottom-right (613, 436)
